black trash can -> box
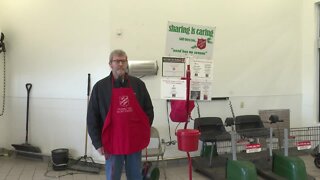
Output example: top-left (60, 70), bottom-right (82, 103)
top-left (51, 148), bottom-right (69, 171)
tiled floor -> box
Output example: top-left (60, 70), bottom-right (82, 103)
top-left (0, 154), bottom-right (320, 180)
top-left (0, 155), bottom-right (210, 180)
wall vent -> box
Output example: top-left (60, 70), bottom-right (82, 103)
top-left (128, 60), bottom-right (158, 77)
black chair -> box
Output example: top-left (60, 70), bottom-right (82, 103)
top-left (194, 117), bottom-right (231, 166)
top-left (235, 115), bottom-right (269, 138)
top-left (194, 117), bottom-right (231, 142)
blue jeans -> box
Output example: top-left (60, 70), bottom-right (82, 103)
top-left (105, 151), bottom-right (142, 180)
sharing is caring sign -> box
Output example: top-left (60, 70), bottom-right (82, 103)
top-left (165, 21), bottom-right (215, 60)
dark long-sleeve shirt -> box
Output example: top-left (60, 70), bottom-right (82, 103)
top-left (87, 73), bottom-right (154, 149)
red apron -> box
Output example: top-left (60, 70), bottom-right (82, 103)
top-left (101, 79), bottom-right (150, 155)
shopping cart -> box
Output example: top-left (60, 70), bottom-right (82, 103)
top-left (288, 126), bottom-right (320, 168)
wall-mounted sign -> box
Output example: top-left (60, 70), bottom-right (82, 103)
top-left (165, 21), bottom-right (215, 60)
top-left (190, 80), bottom-right (212, 101)
top-left (162, 57), bottom-right (185, 77)
top-left (161, 79), bottom-right (186, 100)
top-left (190, 59), bottom-right (213, 79)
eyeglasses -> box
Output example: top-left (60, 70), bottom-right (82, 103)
top-left (112, 59), bottom-right (127, 64)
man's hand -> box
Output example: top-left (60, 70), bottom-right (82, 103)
top-left (97, 147), bottom-right (105, 155)
top-left (98, 147), bottom-right (111, 159)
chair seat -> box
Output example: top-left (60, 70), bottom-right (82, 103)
top-left (235, 115), bottom-right (270, 138)
top-left (236, 128), bottom-right (269, 138)
top-left (194, 117), bottom-right (230, 142)
top-left (200, 131), bottom-right (231, 142)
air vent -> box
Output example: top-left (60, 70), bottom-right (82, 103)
top-left (128, 60), bottom-right (158, 77)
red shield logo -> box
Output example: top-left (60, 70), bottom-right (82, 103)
top-left (119, 96), bottom-right (129, 107)
top-left (197, 38), bottom-right (206, 50)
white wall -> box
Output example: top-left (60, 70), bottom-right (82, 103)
top-left (0, 9), bottom-right (7, 147)
top-left (108, 0), bottom-right (303, 158)
top-left (110, 0), bottom-right (301, 98)
top-left (300, 0), bottom-right (320, 127)
top-left (0, 0), bottom-right (317, 161)
top-left (0, 0), bottom-right (112, 162)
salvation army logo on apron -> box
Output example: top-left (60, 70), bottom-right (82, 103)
top-left (117, 95), bottom-right (133, 114)
top-left (119, 96), bottom-right (129, 107)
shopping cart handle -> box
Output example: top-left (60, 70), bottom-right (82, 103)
top-left (269, 115), bottom-right (284, 124)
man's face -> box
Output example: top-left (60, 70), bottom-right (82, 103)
top-left (109, 55), bottom-right (128, 78)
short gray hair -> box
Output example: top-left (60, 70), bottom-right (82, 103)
top-left (109, 49), bottom-right (127, 64)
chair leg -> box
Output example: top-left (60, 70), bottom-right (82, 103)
top-left (161, 156), bottom-right (167, 180)
top-left (209, 142), bottom-right (217, 167)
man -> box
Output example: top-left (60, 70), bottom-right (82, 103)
top-left (87, 49), bottom-right (154, 180)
